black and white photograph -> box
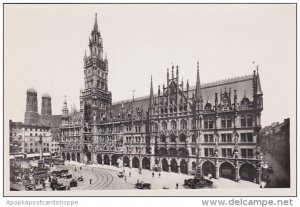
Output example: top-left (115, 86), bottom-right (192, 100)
top-left (3, 3), bottom-right (296, 197)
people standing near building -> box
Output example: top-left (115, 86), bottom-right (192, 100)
top-left (90, 178), bottom-right (92, 184)
top-left (159, 173), bottom-right (161, 178)
top-left (152, 172), bottom-right (154, 178)
top-left (176, 182), bottom-right (179, 189)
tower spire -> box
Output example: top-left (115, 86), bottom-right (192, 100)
top-left (93, 13), bottom-right (98, 32)
top-left (195, 61), bottom-right (202, 101)
top-left (256, 67), bottom-right (263, 95)
top-left (149, 75), bottom-right (154, 110)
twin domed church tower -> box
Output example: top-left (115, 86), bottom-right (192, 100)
top-left (25, 88), bottom-right (52, 125)
top-left (60, 13), bottom-right (264, 184)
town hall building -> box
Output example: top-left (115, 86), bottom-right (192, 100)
top-left (59, 14), bottom-right (264, 183)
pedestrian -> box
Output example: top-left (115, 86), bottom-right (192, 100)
top-left (129, 172), bottom-right (131, 177)
top-left (75, 167), bottom-right (77, 172)
top-left (80, 166), bottom-right (82, 170)
top-left (159, 173), bottom-right (161, 178)
top-left (176, 182), bottom-right (179, 189)
top-left (90, 178), bottom-right (92, 184)
top-left (124, 176), bottom-right (127, 181)
top-left (152, 172), bottom-right (154, 178)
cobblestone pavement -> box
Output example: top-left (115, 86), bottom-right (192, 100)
top-left (11, 161), bottom-right (261, 191)
top-left (67, 161), bottom-right (261, 190)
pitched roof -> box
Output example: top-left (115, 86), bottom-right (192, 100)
top-left (111, 74), bottom-right (254, 113)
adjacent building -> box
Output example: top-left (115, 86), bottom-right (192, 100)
top-left (60, 14), bottom-right (264, 183)
top-left (9, 89), bottom-right (61, 158)
top-left (259, 118), bottom-right (290, 187)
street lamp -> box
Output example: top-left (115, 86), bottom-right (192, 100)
top-left (39, 134), bottom-right (43, 161)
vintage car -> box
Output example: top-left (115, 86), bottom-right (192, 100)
top-left (77, 176), bottom-right (84, 181)
top-left (56, 183), bottom-right (67, 191)
top-left (25, 184), bottom-right (35, 191)
top-left (135, 181), bottom-right (151, 189)
top-left (184, 178), bottom-right (213, 189)
top-left (118, 171), bottom-right (124, 178)
top-left (61, 173), bottom-right (72, 179)
top-left (69, 179), bottom-right (78, 187)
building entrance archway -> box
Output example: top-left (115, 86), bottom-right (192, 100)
top-left (111, 155), bottom-right (118, 167)
top-left (97, 154), bottom-right (102, 164)
top-left (142, 157), bottom-right (150, 170)
top-left (239, 163), bottom-right (256, 182)
top-left (71, 153), bottom-right (76, 161)
top-left (180, 159), bottom-right (188, 174)
top-left (104, 154), bottom-right (110, 165)
top-left (123, 156), bottom-right (130, 167)
top-left (66, 153), bottom-right (70, 161)
top-left (202, 161), bottom-right (216, 178)
top-left (76, 153), bottom-right (80, 162)
top-left (170, 159), bottom-right (178, 173)
top-left (162, 158), bottom-right (169, 172)
top-left (219, 162), bottom-right (235, 180)
top-left (132, 157), bottom-right (139, 168)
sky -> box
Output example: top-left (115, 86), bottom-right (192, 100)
top-left (4, 4), bottom-right (296, 127)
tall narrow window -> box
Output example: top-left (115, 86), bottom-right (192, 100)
top-left (247, 115), bottom-right (253, 127)
top-left (241, 115), bottom-right (246, 127)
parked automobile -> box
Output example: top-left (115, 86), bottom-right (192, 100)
top-left (56, 183), bottom-right (67, 191)
top-left (135, 181), bottom-right (151, 189)
top-left (184, 178), bottom-right (213, 189)
top-left (25, 184), bottom-right (35, 191)
top-left (70, 179), bottom-right (78, 187)
top-left (61, 174), bottom-right (72, 179)
top-left (118, 171), bottom-right (124, 178)
top-left (77, 176), bottom-right (84, 181)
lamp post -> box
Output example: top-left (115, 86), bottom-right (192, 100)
top-left (39, 134), bottom-right (43, 161)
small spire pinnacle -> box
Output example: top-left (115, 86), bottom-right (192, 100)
top-left (93, 12), bottom-right (98, 32)
top-left (195, 62), bottom-right (202, 101)
top-left (149, 76), bottom-right (154, 109)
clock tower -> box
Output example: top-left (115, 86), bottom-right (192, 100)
top-left (81, 13), bottom-right (112, 124)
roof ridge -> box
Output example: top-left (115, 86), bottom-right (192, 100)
top-left (112, 74), bottom-right (253, 105)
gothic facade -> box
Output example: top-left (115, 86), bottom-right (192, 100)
top-left (60, 14), bottom-right (264, 183)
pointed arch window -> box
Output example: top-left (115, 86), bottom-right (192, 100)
top-left (180, 119), bottom-right (187, 130)
top-left (171, 120), bottom-right (177, 130)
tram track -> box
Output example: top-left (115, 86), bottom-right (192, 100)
top-left (89, 169), bottom-right (114, 190)
top-left (81, 168), bottom-right (103, 190)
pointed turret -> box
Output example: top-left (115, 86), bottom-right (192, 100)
top-left (62, 95), bottom-right (68, 116)
top-left (195, 62), bottom-right (202, 100)
top-left (149, 76), bottom-right (154, 111)
top-left (234, 90), bottom-right (237, 109)
top-left (93, 13), bottom-right (99, 32)
top-left (253, 67), bottom-right (263, 110)
top-left (195, 62), bottom-right (203, 110)
top-left (256, 68), bottom-right (263, 95)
